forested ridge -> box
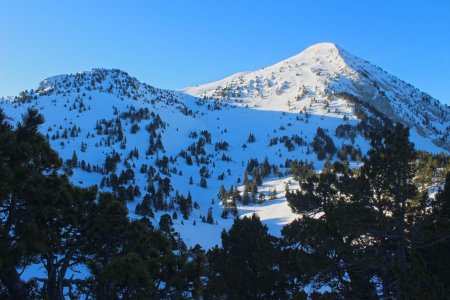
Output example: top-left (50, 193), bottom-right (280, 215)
top-left (1, 108), bottom-right (449, 299)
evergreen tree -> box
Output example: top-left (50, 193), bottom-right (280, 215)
top-left (253, 167), bottom-right (263, 186)
top-left (72, 150), bottom-right (78, 167)
top-left (247, 133), bottom-right (256, 143)
top-left (284, 124), bottom-right (434, 298)
top-left (206, 207), bottom-right (214, 224)
top-left (135, 194), bottom-right (154, 217)
top-left (411, 172), bottom-right (450, 297)
top-left (200, 176), bottom-right (207, 188)
top-left (159, 214), bottom-right (175, 236)
top-left (206, 215), bottom-right (287, 299)
top-left (0, 109), bottom-right (97, 299)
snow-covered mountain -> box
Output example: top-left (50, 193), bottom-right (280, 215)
top-left (1, 43), bottom-right (448, 248)
top-left (185, 42), bottom-right (450, 151)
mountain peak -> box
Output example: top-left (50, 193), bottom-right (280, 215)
top-left (185, 43), bottom-right (450, 151)
top-left (286, 42), bottom-right (342, 62)
top-left (303, 42), bottom-right (340, 52)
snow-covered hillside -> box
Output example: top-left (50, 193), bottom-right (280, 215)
top-left (1, 43), bottom-right (448, 248)
top-left (185, 42), bottom-right (450, 151)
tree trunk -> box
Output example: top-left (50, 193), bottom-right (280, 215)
top-left (46, 276), bottom-right (64, 300)
top-left (0, 266), bottom-right (31, 300)
top-left (45, 258), bottom-right (64, 300)
top-left (394, 174), bottom-right (407, 299)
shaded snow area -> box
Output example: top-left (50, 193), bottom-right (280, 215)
top-left (238, 176), bottom-right (300, 236)
top-left (1, 44), bottom-right (449, 251)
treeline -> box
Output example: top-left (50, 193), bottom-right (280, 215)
top-left (1, 109), bottom-right (449, 299)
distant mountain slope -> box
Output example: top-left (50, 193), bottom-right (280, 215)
top-left (185, 42), bottom-right (450, 150)
top-left (0, 44), bottom-right (448, 248)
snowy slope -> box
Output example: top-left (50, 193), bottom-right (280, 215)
top-left (185, 42), bottom-right (450, 151)
top-left (1, 44), bottom-right (449, 249)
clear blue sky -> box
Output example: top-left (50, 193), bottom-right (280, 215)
top-left (1, 0), bottom-right (449, 104)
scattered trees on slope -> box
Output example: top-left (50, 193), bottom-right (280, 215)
top-left (0, 109), bottom-right (205, 299)
top-left (1, 109), bottom-right (449, 299)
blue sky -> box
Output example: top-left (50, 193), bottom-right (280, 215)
top-left (1, 1), bottom-right (449, 104)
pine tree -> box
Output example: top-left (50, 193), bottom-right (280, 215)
top-left (284, 124), bottom-right (422, 298)
top-left (0, 108), bottom-right (99, 299)
top-left (207, 207), bottom-right (214, 224)
top-left (200, 177), bottom-right (207, 188)
top-left (159, 214), bottom-right (174, 236)
top-left (218, 184), bottom-right (226, 200)
top-left (247, 133), bottom-right (256, 143)
top-left (206, 215), bottom-right (287, 298)
top-left (72, 150), bottom-right (78, 167)
top-left (253, 167), bottom-right (262, 186)
top-left (243, 170), bottom-right (249, 186)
